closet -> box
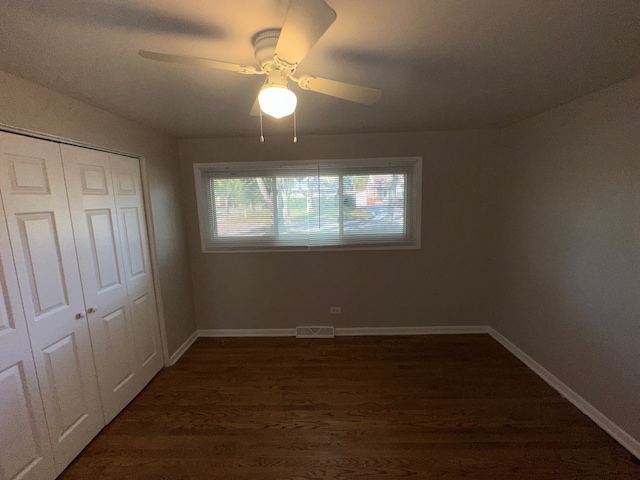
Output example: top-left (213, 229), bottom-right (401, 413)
top-left (0, 131), bottom-right (164, 479)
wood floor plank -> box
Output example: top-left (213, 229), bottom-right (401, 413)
top-left (59, 335), bottom-right (640, 479)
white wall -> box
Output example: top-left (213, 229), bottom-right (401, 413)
top-left (0, 71), bottom-right (197, 356)
top-left (495, 74), bottom-right (640, 443)
top-left (179, 130), bottom-right (503, 331)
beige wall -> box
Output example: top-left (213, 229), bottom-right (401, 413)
top-left (0, 71), bottom-right (197, 356)
top-left (5, 62), bottom-right (637, 450)
top-left (179, 130), bottom-right (503, 330)
top-left (180, 76), bottom-right (640, 448)
top-left (495, 74), bottom-right (640, 442)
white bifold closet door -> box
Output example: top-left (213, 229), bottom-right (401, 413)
top-left (62, 145), bottom-right (163, 423)
top-left (0, 132), bottom-right (164, 478)
top-left (108, 153), bottom-right (164, 391)
top-left (0, 191), bottom-right (56, 479)
top-left (0, 132), bottom-right (105, 474)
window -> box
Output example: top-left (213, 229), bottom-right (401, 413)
top-left (194, 157), bottom-right (421, 252)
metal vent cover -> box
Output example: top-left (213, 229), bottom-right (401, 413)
top-left (296, 326), bottom-right (335, 338)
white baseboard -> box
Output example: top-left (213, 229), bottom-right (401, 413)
top-left (169, 330), bottom-right (198, 366)
top-left (488, 327), bottom-right (640, 461)
top-left (197, 325), bottom-right (488, 338)
top-left (198, 328), bottom-right (296, 337)
top-left (336, 325), bottom-right (489, 336)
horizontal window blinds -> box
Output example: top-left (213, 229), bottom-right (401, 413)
top-left (195, 157), bottom-right (421, 252)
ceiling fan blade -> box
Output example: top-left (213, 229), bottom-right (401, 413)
top-left (274, 0), bottom-right (336, 65)
top-left (249, 95), bottom-right (261, 116)
top-left (296, 75), bottom-right (382, 105)
top-left (138, 50), bottom-right (259, 75)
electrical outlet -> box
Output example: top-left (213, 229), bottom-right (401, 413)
top-left (330, 306), bottom-right (341, 314)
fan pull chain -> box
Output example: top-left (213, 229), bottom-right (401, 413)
top-left (259, 110), bottom-right (298, 143)
top-left (293, 111), bottom-right (298, 143)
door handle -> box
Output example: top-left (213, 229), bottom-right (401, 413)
top-left (87, 306), bottom-right (98, 314)
top-left (75, 311), bottom-right (86, 319)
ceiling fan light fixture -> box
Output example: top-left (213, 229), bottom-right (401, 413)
top-left (139, 0), bottom-right (381, 124)
top-left (258, 84), bottom-right (297, 119)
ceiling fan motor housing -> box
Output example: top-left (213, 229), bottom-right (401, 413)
top-left (253, 29), bottom-right (282, 68)
top-left (254, 29), bottom-right (297, 79)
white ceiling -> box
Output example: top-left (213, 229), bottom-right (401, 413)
top-left (1, 0), bottom-right (639, 138)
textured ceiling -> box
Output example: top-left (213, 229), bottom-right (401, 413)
top-left (1, 0), bottom-right (639, 138)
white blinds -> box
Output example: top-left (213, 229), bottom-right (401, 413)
top-left (194, 157), bottom-right (422, 252)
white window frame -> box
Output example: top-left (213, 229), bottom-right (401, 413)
top-left (194, 157), bottom-right (422, 253)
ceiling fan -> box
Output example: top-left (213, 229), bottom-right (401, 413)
top-left (138, 0), bottom-right (382, 120)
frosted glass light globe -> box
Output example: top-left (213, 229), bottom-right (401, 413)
top-left (258, 85), bottom-right (297, 119)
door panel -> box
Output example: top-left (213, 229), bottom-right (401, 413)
top-left (0, 184), bottom-right (55, 479)
top-left (121, 207), bottom-right (145, 279)
top-left (79, 164), bottom-right (109, 195)
top-left (41, 334), bottom-right (90, 439)
top-left (6, 154), bottom-right (50, 194)
top-left (61, 145), bottom-right (139, 423)
top-left (0, 132), bottom-right (104, 475)
top-left (110, 154), bottom-right (163, 390)
top-left (16, 212), bottom-right (69, 318)
top-left (0, 363), bottom-right (49, 479)
top-left (87, 209), bottom-right (120, 291)
top-left (131, 293), bottom-right (156, 365)
top-left (102, 307), bottom-right (134, 390)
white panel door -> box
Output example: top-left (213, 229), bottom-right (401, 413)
top-left (0, 193), bottom-right (56, 480)
top-left (61, 145), bottom-right (140, 423)
top-left (0, 132), bottom-right (104, 475)
top-left (109, 154), bottom-right (163, 390)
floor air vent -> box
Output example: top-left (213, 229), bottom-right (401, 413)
top-left (296, 326), bottom-right (335, 338)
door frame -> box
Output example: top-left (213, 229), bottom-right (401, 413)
top-left (138, 156), bottom-right (171, 366)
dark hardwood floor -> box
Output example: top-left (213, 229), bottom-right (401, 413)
top-left (59, 335), bottom-right (640, 479)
